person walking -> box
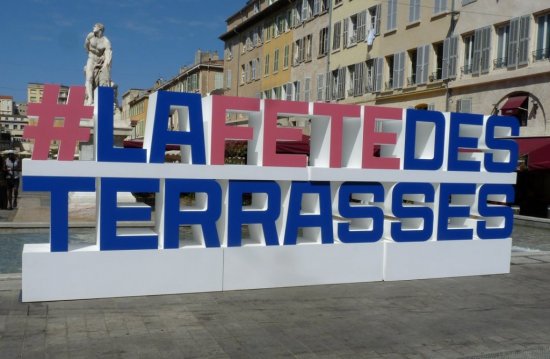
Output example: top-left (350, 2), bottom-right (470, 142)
top-left (5, 152), bottom-right (20, 210)
top-left (0, 157), bottom-right (7, 209)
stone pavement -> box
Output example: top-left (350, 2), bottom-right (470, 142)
top-left (1, 254), bottom-right (550, 359)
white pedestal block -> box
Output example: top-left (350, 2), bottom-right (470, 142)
top-left (22, 244), bottom-right (223, 302)
top-left (223, 243), bottom-right (384, 291)
top-left (383, 238), bottom-right (512, 281)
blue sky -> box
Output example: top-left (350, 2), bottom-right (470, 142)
top-left (0, 0), bottom-right (239, 103)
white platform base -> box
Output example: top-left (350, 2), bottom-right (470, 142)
top-left (22, 239), bottom-right (512, 302)
top-left (384, 238), bottom-right (512, 281)
top-left (22, 244), bottom-right (223, 302)
top-left (223, 243), bottom-right (384, 291)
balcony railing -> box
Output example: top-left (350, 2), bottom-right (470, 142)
top-left (407, 76), bottom-right (416, 87)
top-left (493, 57), bottom-right (508, 69)
top-left (429, 70), bottom-right (442, 82)
top-left (384, 79), bottom-right (393, 91)
top-left (533, 48), bottom-right (550, 62)
top-left (461, 64), bottom-right (472, 75)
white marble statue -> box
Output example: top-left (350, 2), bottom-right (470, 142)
top-left (84, 23), bottom-right (112, 105)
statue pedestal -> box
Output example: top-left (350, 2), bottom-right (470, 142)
top-left (69, 110), bottom-right (134, 221)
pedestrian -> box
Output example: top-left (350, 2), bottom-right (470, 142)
top-left (5, 151), bottom-right (20, 210)
top-left (0, 157), bottom-right (7, 209)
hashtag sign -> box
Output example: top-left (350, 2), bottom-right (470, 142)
top-left (24, 84), bottom-right (93, 161)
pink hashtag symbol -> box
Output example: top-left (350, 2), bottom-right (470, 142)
top-left (24, 84), bottom-right (93, 161)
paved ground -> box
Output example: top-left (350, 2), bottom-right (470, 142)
top-left (2, 191), bottom-right (550, 358)
top-left (0, 253), bottom-right (550, 359)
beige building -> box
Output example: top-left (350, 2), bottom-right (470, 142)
top-left (221, 0), bottom-right (550, 138)
top-left (126, 50), bottom-right (224, 140)
top-left (27, 83), bottom-right (69, 104)
top-left (0, 96), bottom-right (14, 115)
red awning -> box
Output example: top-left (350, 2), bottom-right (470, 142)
top-left (123, 138), bottom-right (180, 151)
top-left (500, 96), bottom-right (528, 116)
top-left (513, 137), bottom-right (550, 170)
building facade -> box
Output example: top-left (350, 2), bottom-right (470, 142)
top-left (220, 0), bottom-right (550, 137)
top-left (126, 50), bottom-right (224, 140)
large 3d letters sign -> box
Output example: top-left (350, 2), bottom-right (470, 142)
top-left (22, 86), bottom-right (519, 301)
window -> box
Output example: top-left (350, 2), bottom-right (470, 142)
top-left (295, 81), bottom-right (301, 101)
top-left (387, 0), bottom-right (397, 31)
top-left (442, 35), bottom-right (458, 79)
top-left (343, 17), bottom-right (355, 48)
top-left (472, 26), bottom-right (491, 75)
top-left (245, 62), bottom-right (251, 82)
top-left (434, 0), bottom-right (447, 14)
top-left (536, 14), bottom-right (550, 61)
top-left (352, 62), bottom-right (365, 96)
top-left (225, 70), bottom-right (232, 89)
top-left (331, 68), bottom-right (345, 100)
top-left (251, 60), bottom-right (257, 80)
top-left (254, 27), bottom-right (262, 46)
top-left (264, 22), bottom-right (272, 42)
top-left (333, 21), bottom-right (342, 50)
top-left (285, 83), bottom-right (294, 100)
top-left (291, 2), bottom-right (302, 27)
top-left (292, 38), bottom-right (304, 66)
top-left (264, 54), bottom-right (270, 76)
top-left (416, 44), bottom-right (430, 84)
top-left (508, 15), bottom-right (530, 67)
top-left (284, 45), bottom-right (290, 68)
top-left (273, 86), bottom-right (282, 100)
top-left (373, 57), bottom-right (384, 92)
top-left (319, 27), bottom-right (329, 56)
top-left (215, 73), bottom-right (224, 89)
top-left (408, 49), bottom-right (417, 85)
top-left (433, 42), bottom-right (443, 81)
top-left (304, 77), bottom-right (311, 102)
top-left (368, 5), bottom-right (381, 36)
top-left (456, 98), bottom-right (472, 113)
top-left (224, 43), bottom-right (233, 61)
top-left (409, 0), bottom-right (420, 23)
top-left (257, 57), bottom-right (261, 78)
top-left (274, 49), bottom-right (280, 72)
top-left (301, 0), bottom-right (311, 22)
top-left (241, 65), bottom-right (246, 84)
top-left (392, 52), bottom-right (405, 89)
top-left (317, 73), bottom-right (325, 101)
top-left (305, 34), bottom-right (313, 61)
top-left (463, 34), bottom-right (474, 74)
top-left (313, 0), bottom-right (328, 16)
top-left (495, 24), bottom-right (509, 68)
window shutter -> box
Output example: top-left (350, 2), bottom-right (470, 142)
top-left (387, 0), bottom-right (396, 31)
top-left (518, 15), bottom-right (530, 65)
top-left (508, 17), bottom-right (519, 68)
top-left (333, 21), bottom-right (341, 50)
top-left (392, 52), bottom-right (405, 89)
top-left (343, 18), bottom-right (349, 48)
top-left (423, 45), bottom-right (430, 84)
top-left (338, 68), bottom-right (346, 99)
top-left (313, 0), bottom-right (320, 16)
top-left (295, 81), bottom-right (301, 101)
top-left (472, 28), bottom-right (483, 74)
top-left (398, 52), bottom-right (405, 88)
top-left (442, 37), bottom-right (450, 80)
top-left (357, 11), bottom-right (367, 41)
top-left (481, 26), bottom-right (491, 74)
top-left (304, 77), bottom-right (311, 102)
top-left (317, 74), bottom-right (325, 101)
top-left (375, 57), bottom-right (383, 92)
top-left (449, 36), bottom-right (458, 79)
top-left (375, 4), bottom-right (381, 35)
top-left (457, 98), bottom-right (472, 113)
top-left (354, 62), bottom-right (364, 96)
top-left (286, 83), bottom-right (293, 101)
top-left (416, 45), bottom-right (424, 84)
